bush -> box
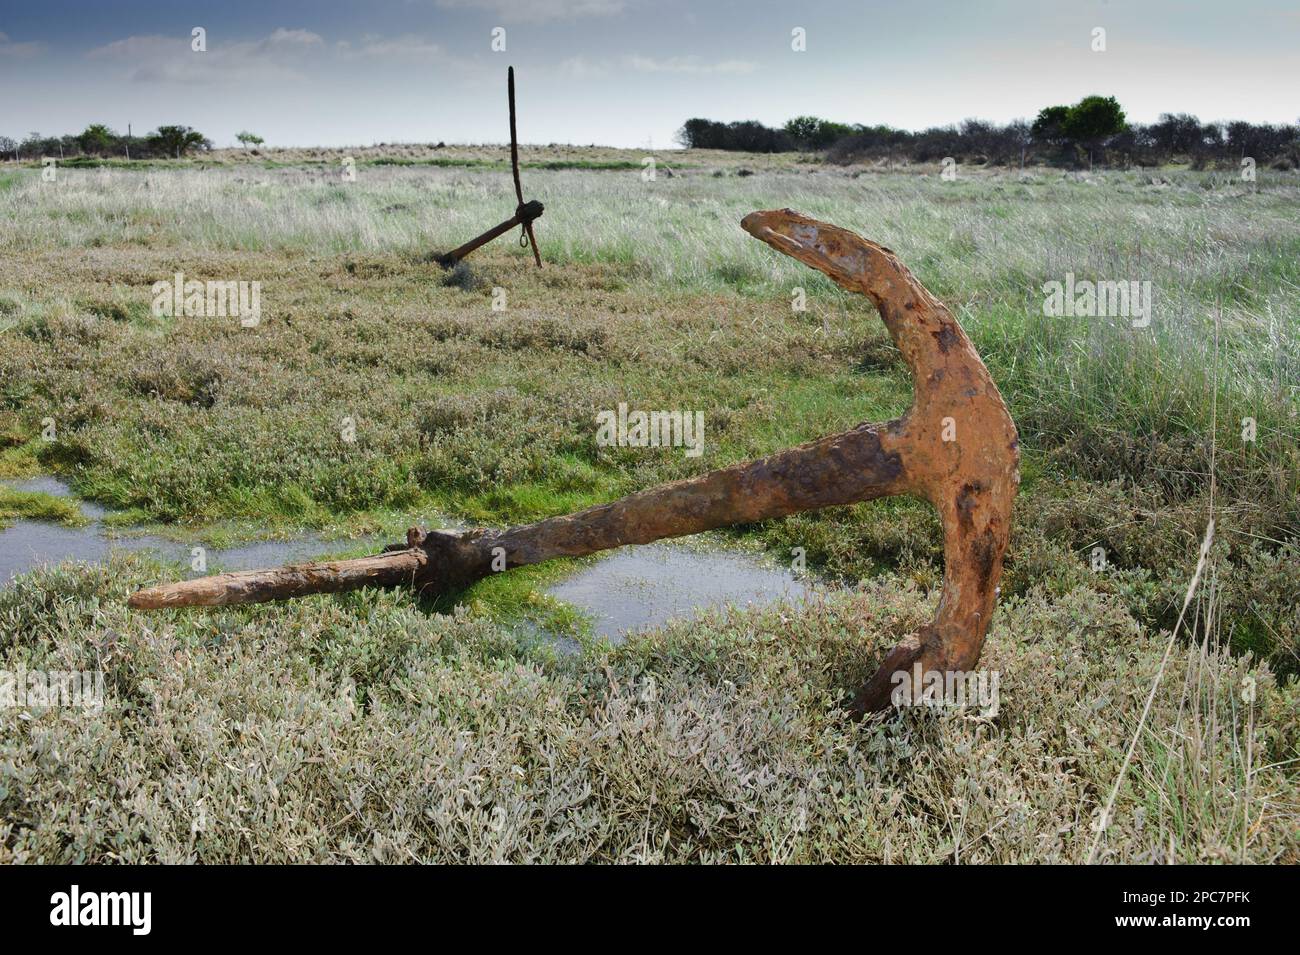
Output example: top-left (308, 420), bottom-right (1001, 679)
top-left (1, 556), bottom-right (1295, 863)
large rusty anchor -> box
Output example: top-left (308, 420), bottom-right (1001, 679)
top-left (129, 210), bottom-right (1019, 715)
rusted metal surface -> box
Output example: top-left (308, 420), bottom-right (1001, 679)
top-left (508, 66), bottom-right (542, 268)
top-left (436, 200), bottom-right (543, 267)
top-left (744, 210), bottom-right (1019, 711)
top-left (437, 66), bottom-right (544, 268)
top-left (130, 210), bottom-right (1019, 716)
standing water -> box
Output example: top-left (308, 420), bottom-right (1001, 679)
top-left (4, 478), bottom-right (815, 644)
top-left (0, 477), bottom-right (379, 582)
top-left (544, 541), bottom-right (812, 642)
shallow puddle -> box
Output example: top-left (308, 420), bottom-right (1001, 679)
top-left (543, 540), bottom-right (813, 643)
top-left (1, 477), bottom-right (379, 582)
top-left (4, 478), bottom-right (816, 646)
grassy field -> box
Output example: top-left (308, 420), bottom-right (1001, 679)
top-left (1, 148), bottom-right (1297, 862)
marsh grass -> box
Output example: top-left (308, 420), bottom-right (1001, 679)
top-left (0, 153), bottom-right (1296, 861)
top-left (0, 555), bottom-right (1293, 863)
top-left (0, 486), bottom-right (87, 527)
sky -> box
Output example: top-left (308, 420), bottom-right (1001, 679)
top-left (1, 0), bottom-right (1297, 149)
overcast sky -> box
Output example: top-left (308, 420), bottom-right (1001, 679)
top-left (1, 0), bottom-right (1297, 149)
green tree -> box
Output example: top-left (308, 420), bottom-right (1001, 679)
top-left (77, 123), bottom-right (116, 155)
top-left (236, 131), bottom-right (264, 149)
top-left (149, 125), bottom-right (209, 158)
top-left (1031, 105), bottom-right (1071, 146)
top-left (784, 115), bottom-right (852, 150)
top-left (1062, 95), bottom-right (1127, 165)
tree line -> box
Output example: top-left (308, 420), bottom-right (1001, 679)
top-left (0, 124), bottom-right (214, 161)
top-left (678, 96), bottom-right (1300, 169)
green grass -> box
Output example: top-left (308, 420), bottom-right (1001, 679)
top-left (0, 486), bottom-right (87, 528)
top-left (38, 157), bottom-right (218, 170)
top-left (429, 556), bottom-right (599, 639)
top-left (367, 156), bottom-right (646, 171)
top-left (0, 153), bottom-right (1297, 862)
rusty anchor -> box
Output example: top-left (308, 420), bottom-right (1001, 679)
top-left (129, 210), bottom-right (1019, 716)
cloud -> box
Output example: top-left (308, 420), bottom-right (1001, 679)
top-left (627, 55), bottom-right (756, 75)
top-left (260, 28), bottom-right (325, 49)
top-left (0, 30), bottom-right (43, 57)
top-left (337, 34), bottom-right (443, 61)
top-left (558, 56), bottom-right (609, 79)
top-left (557, 53), bottom-right (757, 81)
top-left (88, 28), bottom-right (324, 85)
top-left (88, 33), bottom-right (184, 59)
top-left (87, 28), bottom-right (445, 84)
top-left (434, 0), bottom-right (624, 24)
